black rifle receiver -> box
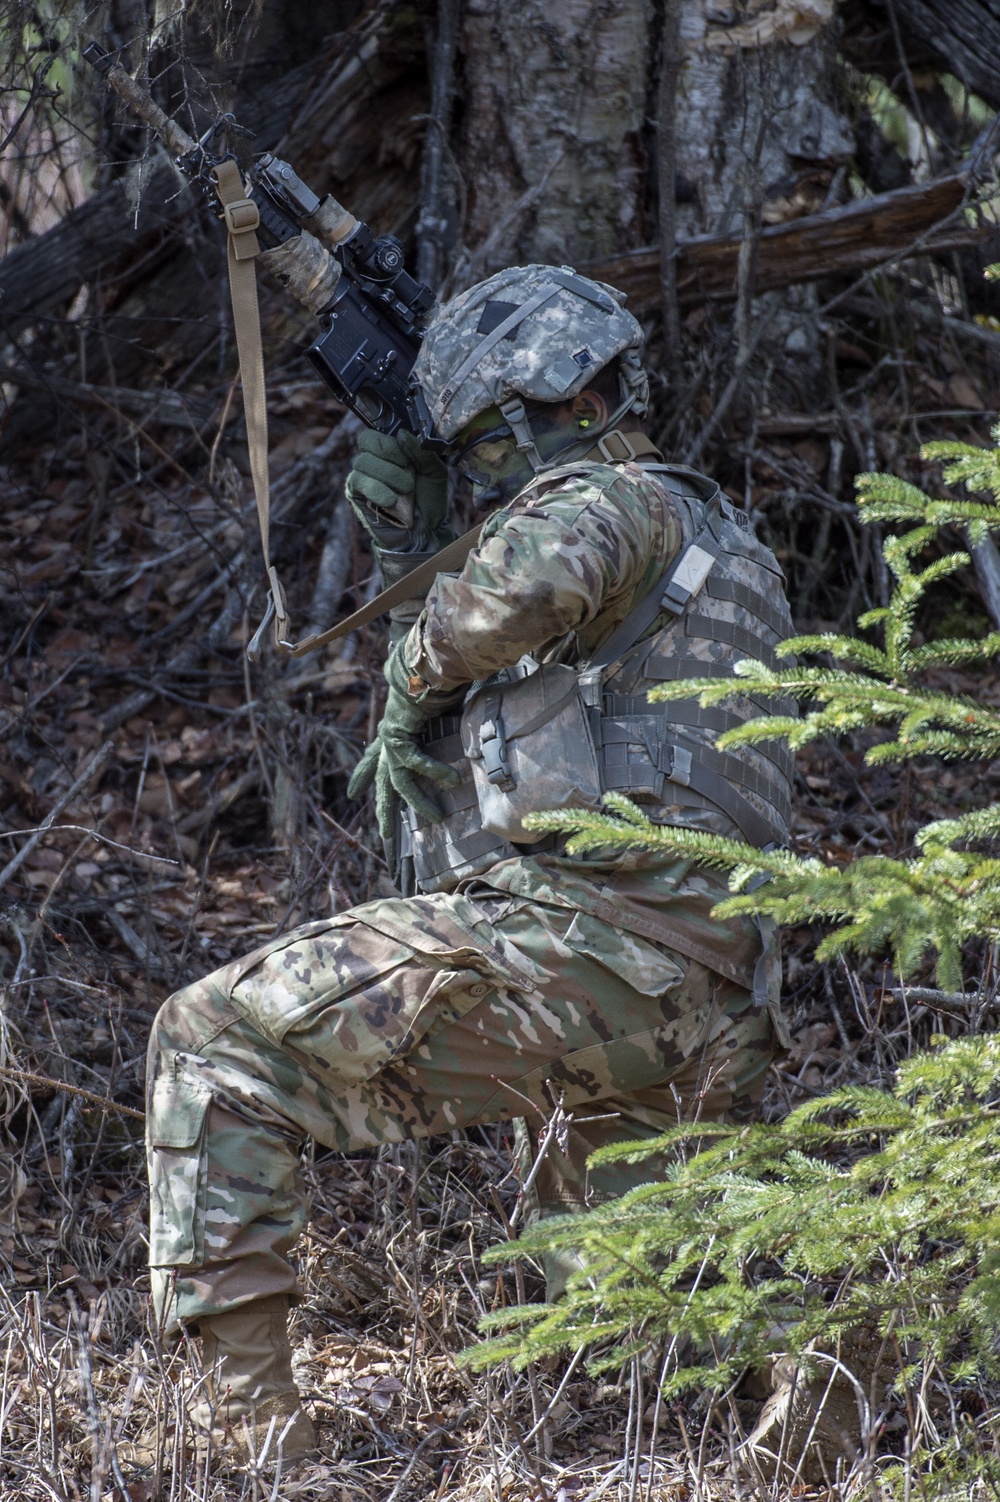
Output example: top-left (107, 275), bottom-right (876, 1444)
top-left (83, 41), bottom-right (436, 440)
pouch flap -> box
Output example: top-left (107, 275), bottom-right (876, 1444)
top-left (462, 663), bottom-right (580, 757)
top-left (148, 1075), bottom-right (212, 1149)
top-left (352, 893), bottom-right (542, 992)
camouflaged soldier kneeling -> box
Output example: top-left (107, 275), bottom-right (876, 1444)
top-left (145, 265), bottom-right (795, 1466)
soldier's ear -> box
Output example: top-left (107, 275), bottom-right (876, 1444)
top-left (570, 389), bottom-right (608, 431)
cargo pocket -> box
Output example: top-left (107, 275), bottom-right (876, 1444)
top-left (147, 1073), bottom-right (212, 1268)
top-left (504, 1023), bottom-right (687, 1110)
top-left (229, 895), bottom-right (543, 1089)
top-left (563, 910), bottom-right (685, 997)
top-left (225, 918), bottom-right (412, 1057)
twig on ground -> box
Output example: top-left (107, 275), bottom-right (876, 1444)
top-left (0, 1065), bottom-right (144, 1121)
top-left (0, 825), bottom-right (179, 867)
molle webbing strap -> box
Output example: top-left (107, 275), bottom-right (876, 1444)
top-left (703, 576), bottom-right (793, 642)
top-left (642, 656), bottom-right (798, 717)
top-left (584, 430), bottom-right (663, 464)
top-left (602, 693), bottom-right (793, 776)
top-left (601, 719), bottom-right (789, 810)
top-left (684, 614), bottom-right (780, 666)
top-left (600, 725), bottom-right (783, 849)
top-left (586, 485), bottom-right (725, 673)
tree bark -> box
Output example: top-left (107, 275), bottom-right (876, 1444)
top-left (445, 1), bottom-right (855, 392)
top-left (453, 0), bottom-right (655, 278)
top-left (415, 0), bottom-right (461, 291)
top-left (672, 1), bottom-right (852, 241)
top-left (657, 0), bottom-right (683, 387)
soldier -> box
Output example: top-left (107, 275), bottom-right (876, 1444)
top-left (144, 264), bottom-right (794, 1462)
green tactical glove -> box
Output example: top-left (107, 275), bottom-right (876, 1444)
top-left (345, 428), bottom-right (449, 551)
top-left (347, 643), bottom-right (461, 842)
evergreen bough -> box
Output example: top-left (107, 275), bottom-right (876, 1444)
top-left (468, 420), bottom-right (1000, 1482)
top-left (470, 1033), bottom-right (1000, 1395)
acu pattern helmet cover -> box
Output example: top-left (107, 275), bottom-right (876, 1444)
top-left (413, 263), bottom-right (649, 442)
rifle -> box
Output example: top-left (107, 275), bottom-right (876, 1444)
top-left (83, 41), bottom-right (457, 659)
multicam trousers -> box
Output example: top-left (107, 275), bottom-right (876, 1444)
top-left (146, 884), bottom-right (776, 1330)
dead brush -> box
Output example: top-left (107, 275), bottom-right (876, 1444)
top-left (0, 1099), bottom-right (744, 1502)
top-left (3, 60), bottom-right (1000, 1492)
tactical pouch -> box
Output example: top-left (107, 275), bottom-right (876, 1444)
top-left (462, 662), bottom-right (602, 843)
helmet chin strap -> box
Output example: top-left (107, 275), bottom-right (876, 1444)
top-left (485, 379), bottom-right (648, 509)
top-left (471, 392), bottom-right (658, 510)
top-left (497, 396), bottom-right (545, 470)
top-left (497, 390), bottom-right (644, 478)
top-left (549, 392), bottom-right (644, 469)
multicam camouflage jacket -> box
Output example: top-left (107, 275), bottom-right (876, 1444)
top-left (404, 459), bottom-right (679, 689)
top-left (395, 455), bottom-right (795, 1001)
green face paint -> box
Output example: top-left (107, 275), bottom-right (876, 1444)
top-left (451, 404), bottom-right (579, 504)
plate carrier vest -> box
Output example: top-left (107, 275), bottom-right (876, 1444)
top-left (398, 462), bottom-right (795, 898)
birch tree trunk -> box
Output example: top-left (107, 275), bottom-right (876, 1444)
top-left (674, 2), bottom-right (852, 240)
top-left (450, 0), bottom-right (852, 401)
top-left (672, 0), bottom-right (853, 402)
top-left (453, 0), bottom-right (655, 279)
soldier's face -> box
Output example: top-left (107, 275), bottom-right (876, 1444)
top-left (451, 406), bottom-right (528, 502)
top-left (451, 401), bottom-right (587, 503)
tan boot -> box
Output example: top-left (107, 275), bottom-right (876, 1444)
top-left (191, 1295), bottom-right (317, 1465)
top-left (739, 1328), bottom-right (889, 1487)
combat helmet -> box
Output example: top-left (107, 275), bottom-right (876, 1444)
top-left (411, 264), bottom-right (648, 478)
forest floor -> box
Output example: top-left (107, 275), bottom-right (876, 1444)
top-left (3, 299), bottom-right (1000, 1500)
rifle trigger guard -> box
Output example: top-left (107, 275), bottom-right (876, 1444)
top-left (224, 198), bottom-right (260, 235)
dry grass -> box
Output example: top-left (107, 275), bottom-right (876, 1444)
top-left (0, 1101), bottom-right (760, 1502)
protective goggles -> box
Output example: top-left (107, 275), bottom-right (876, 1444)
top-left (449, 421), bottom-right (518, 489)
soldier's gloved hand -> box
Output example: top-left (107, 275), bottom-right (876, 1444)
top-left (345, 429), bottom-right (449, 549)
top-left (347, 644), bottom-right (461, 840)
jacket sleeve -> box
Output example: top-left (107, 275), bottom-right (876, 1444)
top-left (400, 468), bottom-right (682, 695)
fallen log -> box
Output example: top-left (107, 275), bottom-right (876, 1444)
top-left (0, 160), bottom-right (186, 337)
top-left (588, 174), bottom-right (987, 315)
top-left (0, 363), bottom-right (216, 431)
